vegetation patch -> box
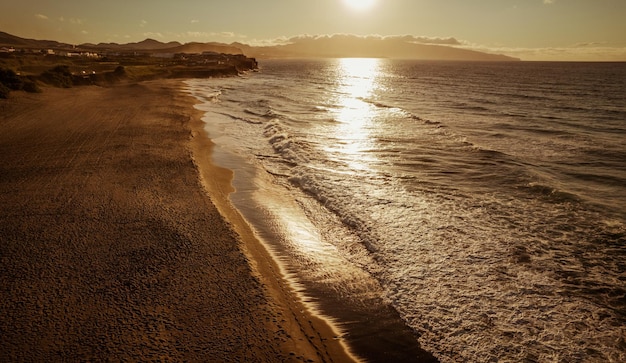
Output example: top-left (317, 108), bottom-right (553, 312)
top-left (0, 82), bottom-right (9, 99)
top-left (0, 67), bottom-right (41, 98)
top-left (1, 51), bottom-right (257, 98)
top-left (40, 65), bottom-right (74, 88)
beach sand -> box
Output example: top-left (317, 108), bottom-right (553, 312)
top-left (0, 82), bottom-right (355, 362)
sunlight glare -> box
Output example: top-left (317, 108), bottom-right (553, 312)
top-left (342, 0), bottom-right (377, 11)
top-left (328, 58), bottom-right (382, 171)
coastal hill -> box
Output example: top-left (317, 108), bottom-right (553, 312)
top-left (0, 31), bottom-right (259, 97)
top-left (1, 31), bottom-right (519, 61)
top-left (0, 31), bottom-right (72, 50)
top-left (236, 35), bottom-right (519, 61)
top-left (80, 39), bottom-right (244, 56)
top-left (82, 38), bottom-right (183, 51)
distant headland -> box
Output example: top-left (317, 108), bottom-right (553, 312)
top-left (0, 31), bottom-right (258, 98)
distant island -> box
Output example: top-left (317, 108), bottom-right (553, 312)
top-left (1, 31), bottom-right (519, 61)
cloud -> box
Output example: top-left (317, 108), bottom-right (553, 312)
top-left (143, 32), bottom-right (163, 39)
top-left (140, 20), bottom-right (147, 27)
top-left (178, 31), bottom-right (241, 39)
top-left (279, 34), bottom-right (465, 47)
top-left (386, 35), bottom-right (464, 46)
top-left (573, 41), bottom-right (606, 47)
top-left (244, 36), bottom-right (287, 46)
top-left (190, 19), bottom-right (199, 24)
top-left (57, 16), bottom-right (85, 25)
top-left (183, 31), bottom-right (212, 38)
top-left (35, 14), bottom-right (48, 20)
top-left (543, 0), bottom-right (555, 4)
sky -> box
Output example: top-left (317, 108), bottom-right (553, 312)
top-left (1, 0), bottom-right (625, 61)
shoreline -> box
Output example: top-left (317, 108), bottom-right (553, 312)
top-left (185, 83), bottom-right (359, 362)
top-left (0, 82), bottom-right (355, 362)
top-left (186, 78), bottom-right (439, 363)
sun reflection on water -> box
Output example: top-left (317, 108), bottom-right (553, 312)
top-left (327, 58), bottom-right (383, 172)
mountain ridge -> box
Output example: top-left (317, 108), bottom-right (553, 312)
top-left (0, 31), bottom-right (520, 61)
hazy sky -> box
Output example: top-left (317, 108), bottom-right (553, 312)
top-left (1, 0), bottom-right (625, 61)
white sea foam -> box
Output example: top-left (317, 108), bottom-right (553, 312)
top-left (185, 60), bottom-right (626, 362)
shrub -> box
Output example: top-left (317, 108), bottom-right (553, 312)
top-left (50, 65), bottom-right (72, 74)
top-left (40, 65), bottom-right (73, 88)
top-left (0, 82), bottom-right (10, 99)
top-left (113, 65), bottom-right (126, 76)
top-left (103, 66), bottom-right (127, 84)
top-left (22, 80), bottom-right (42, 93)
top-left (0, 68), bottom-right (23, 90)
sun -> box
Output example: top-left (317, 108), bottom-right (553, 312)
top-left (342, 0), bottom-right (377, 11)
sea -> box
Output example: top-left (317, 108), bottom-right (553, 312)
top-left (186, 59), bottom-right (626, 363)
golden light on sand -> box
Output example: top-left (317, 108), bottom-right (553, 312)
top-left (342, 0), bottom-right (377, 11)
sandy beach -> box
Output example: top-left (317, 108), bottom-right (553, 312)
top-left (0, 82), bottom-right (355, 362)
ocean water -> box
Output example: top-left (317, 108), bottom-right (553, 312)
top-left (186, 59), bottom-right (626, 362)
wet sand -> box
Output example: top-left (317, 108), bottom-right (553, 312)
top-left (0, 82), bottom-right (355, 362)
